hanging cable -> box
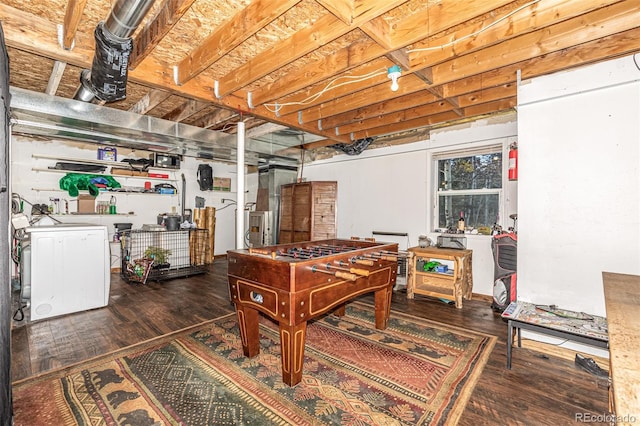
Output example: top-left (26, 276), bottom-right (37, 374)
top-left (262, 68), bottom-right (387, 113)
top-left (408, 0), bottom-right (542, 53)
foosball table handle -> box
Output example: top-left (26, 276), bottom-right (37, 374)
top-left (349, 268), bottom-right (370, 277)
top-left (335, 271), bottom-right (358, 281)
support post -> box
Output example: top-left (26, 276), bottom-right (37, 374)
top-left (236, 121), bottom-right (245, 249)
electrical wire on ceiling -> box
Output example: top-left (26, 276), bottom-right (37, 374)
top-left (260, 0), bottom-right (542, 116)
top-left (407, 0), bottom-right (542, 53)
top-left (262, 68), bottom-right (387, 114)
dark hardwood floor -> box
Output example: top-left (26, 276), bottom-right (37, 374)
top-left (11, 258), bottom-right (610, 425)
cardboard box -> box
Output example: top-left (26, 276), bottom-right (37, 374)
top-left (77, 194), bottom-right (96, 213)
top-left (213, 177), bottom-right (231, 191)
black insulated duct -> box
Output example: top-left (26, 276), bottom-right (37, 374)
top-left (73, 0), bottom-right (156, 103)
top-left (329, 137), bottom-right (374, 155)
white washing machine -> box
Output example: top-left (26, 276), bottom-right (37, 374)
top-left (23, 224), bottom-right (111, 321)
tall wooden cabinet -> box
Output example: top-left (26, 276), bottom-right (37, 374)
top-left (278, 181), bottom-right (337, 243)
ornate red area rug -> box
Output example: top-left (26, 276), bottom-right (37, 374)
top-left (12, 302), bottom-right (495, 425)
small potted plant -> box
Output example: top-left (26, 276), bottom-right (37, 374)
top-left (144, 246), bottom-right (172, 269)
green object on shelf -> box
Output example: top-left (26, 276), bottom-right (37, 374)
top-left (59, 173), bottom-right (121, 196)
top-left (424, 261), bottom-right (441, 272)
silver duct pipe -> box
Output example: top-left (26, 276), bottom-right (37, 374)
top-left (104, 0), bottom-right (156, 39)
top-left (73, 0), bottom-right (156, 103)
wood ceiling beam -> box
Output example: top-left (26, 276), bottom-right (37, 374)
top-left (270, 0), bottom-right (619, 118)
top-left (190, 108), bottom-right (239, 130)
top-left (456, 84), bottom-right (516, 108)
top-left (174, 0), bottom-right (301, 85)
top-left (45, 61), bottom-right (67, 95)
top-left (0, 3), bottom-right (354, 144)
top-left (128, 89), bottom-right (172, 114)
top-left (410, 0), bottom-right (623, 70)
top-left (349, 98), bottom-right (517, 141)
top-left (316, 0), bottom-right (355, 25)
top-left (426, 0), bottom-right (640, 87)
top-left (215, 0), bottom-right (407, 98)
top-left (249, 0), bottom-right (513, 108)
top-left (336, 100), bottom-right (457, 135)
top-left (336, 84), bottom-right (514, 135)
top-left (359, 15), bottom-right (393, 49)
top-left (463, 98), bottom-right (517, 118)
top-left (5, 2), bottom-right (639, 147)
top-left (297, 1), bottom-right (639, 124)
top-left (129, 0), bottom-right (198, 70)
top-left (133, 58), bottom-right (354, 143)
top-left (300, 74), bottom-right (428, 123)
top-left (320, 89), bottom-right (441, 129)
top-left (292, 25), bottom-right (640, 148)
top-left (62, 0), bottom-right (87, 50)
top-left (0, 3), bottom-right (93, 65)
top-left (249, 40), bottom-right (387, 107)
top-left (444, 25), bottom-right (640, 98)
top-left (385, 48), bottom-right (410, 70)
top-left (245, 122), bottom-right (289, 139)
top-left (162, 98), bottom-right (210, 122)
top-left (349, 110), bottom-right (460, 141)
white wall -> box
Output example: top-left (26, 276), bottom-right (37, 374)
top-left (517, 55), bottom-right (640, 317)
top-left (10, 136), bottom-right (250, 262)
top-left (302, 115), bottom-right (518, 296)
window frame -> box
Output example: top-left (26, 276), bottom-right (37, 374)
top-left (431, 143), bottom-right (505, 232)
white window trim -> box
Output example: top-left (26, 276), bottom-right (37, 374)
top-left (428, 142), bottom-right (508, 232)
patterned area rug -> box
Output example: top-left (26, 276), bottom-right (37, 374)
top-left (12, 302), bottom-right (495, 425)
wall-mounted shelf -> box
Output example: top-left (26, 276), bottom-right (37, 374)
top-left (31, 153), bottom-right (180, 173)
top-left (31, 167), bottom-right (175, 181)
top-left (59, 213), bottom-right (134, 217)
top-left (31, 188), bottom-right (178, 196)
top-left (32, 153), bottom-right (123, 167)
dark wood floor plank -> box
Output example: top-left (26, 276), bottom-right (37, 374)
top-left (10, 259), bottom-right (610, 424)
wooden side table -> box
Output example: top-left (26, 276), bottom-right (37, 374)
top-left (406, 246), bottom-right (473, 308)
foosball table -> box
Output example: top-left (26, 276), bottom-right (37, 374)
top-left (227, 238), bottom-right (399, 386)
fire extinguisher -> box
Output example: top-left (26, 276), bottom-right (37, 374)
top-left (508, 142), bottom-right (518, 181)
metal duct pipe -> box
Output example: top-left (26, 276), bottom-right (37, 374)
top-left (105, 0), bottom-right (156, 39)
top-left (73, 0), bottom-right (156, 103)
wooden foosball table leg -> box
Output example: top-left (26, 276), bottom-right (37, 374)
top-left (333, 303), bottom-right (346, 317)
top-left (235, 306), bottom-right (260, 357)
top-left (374, 286), bottom-right (392, 329)
top-left (279, 322), bottom-right (307, 386)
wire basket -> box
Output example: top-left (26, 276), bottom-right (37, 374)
top-left (123, 258), bottom-right (154, 284)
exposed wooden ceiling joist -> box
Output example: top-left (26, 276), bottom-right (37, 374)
top-left (1, 0), bottom-right (638, 162)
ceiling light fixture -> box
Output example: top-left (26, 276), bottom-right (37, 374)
top-left (387, 65), bottom-right (401, 92)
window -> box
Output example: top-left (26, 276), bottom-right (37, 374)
top-left (435, 146), bottom-right (502, 231)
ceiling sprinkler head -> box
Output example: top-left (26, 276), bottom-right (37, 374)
top-left (387, 65), bottom-right (401, 92)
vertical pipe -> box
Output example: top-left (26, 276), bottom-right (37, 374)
top-left (236, 121), bottom-right (245, 249)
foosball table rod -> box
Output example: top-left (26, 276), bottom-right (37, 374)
top-left (310, 265), bottom-right (358, 281)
